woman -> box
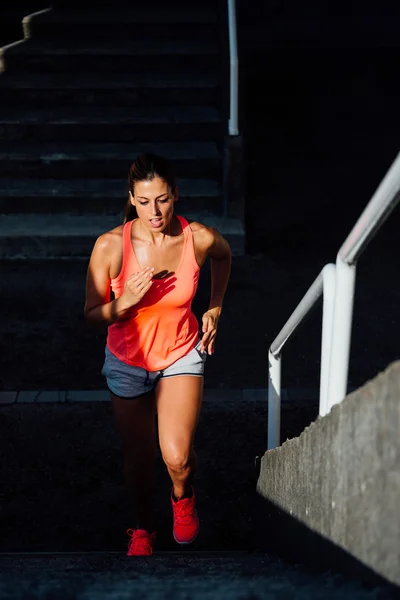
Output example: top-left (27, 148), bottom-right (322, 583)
top-left (84, 153), bottom-right (231, 556)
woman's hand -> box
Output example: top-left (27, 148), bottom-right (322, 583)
top-left (121, 267), bottom-right (154, 308)
top-left (200, 308), bottom-right (221, 355)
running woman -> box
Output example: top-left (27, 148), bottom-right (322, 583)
top-left (84, 153), bottom-right (231, 556)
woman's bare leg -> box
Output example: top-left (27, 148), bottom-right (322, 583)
top-left (111, 391), bottom-right (157, 532)
top-left (156, 376), bottom-right (203, 499)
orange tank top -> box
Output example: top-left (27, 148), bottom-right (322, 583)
top-left (106, 215), bottom-right (200, 371)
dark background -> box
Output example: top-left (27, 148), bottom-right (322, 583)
top-left (0, 2), bottom-right (399, 568)
top-left (1, 1), bottom-right (400, 259)
top-left (237, 0), bottom-right (400, 257)
top-left (0, 0), bottom-right (399, 392)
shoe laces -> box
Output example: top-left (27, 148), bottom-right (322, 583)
top-left (127, 529), bottom-right (153, 555)
top-left (173, 498), bottom-right (195, 524)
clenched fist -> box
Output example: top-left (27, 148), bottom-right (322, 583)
top-left (122, 267), bottom-right (154, 308)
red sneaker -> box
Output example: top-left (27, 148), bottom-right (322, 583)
top-left (171, 487), bottom-right (199, 544)
top-left (126, 529), bottom-right (156, 556)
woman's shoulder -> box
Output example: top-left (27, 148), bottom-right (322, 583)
top-left (187, 219), bottom-right (218, 249)
top-left (186, 217), bottom-right (231, 260)
top-left (93, 224), bottom-right (124, 256)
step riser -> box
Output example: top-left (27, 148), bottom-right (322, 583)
top-left (51, 0), bottom-right (218, 7)
top-left (0, 231), bottom-right (244, 260)
top-left (2, 54), bottom-right (219, 73)
top-left (0, 2), bottom-right (237, 256)
top-left (0, 88), bottom-right (218, 108)
top-left (0, 122), bottom-right (222, 143)
top-left (0, 158), bottom-right (220, 179)
top-left (25, 23), bottom-right (217, 41)
top-left (0, 196), bottom-right (221, 215)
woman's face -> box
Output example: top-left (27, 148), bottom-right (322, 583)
top-left (130, 176), bottom-right (176, 232)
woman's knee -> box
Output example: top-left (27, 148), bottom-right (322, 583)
top-left (162, 448), bottom-right (196, 473)
top-left (162, 452), bottom-right (190, 473)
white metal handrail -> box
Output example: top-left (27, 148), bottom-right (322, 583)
top-left (267, 151), bottom-right (400, 450)
top-left (227, 0), bottom-right (239, 135)
top-left (268, 264), bottom-right (336, 449)
top-left (328, 152), bottom-right (400, 410)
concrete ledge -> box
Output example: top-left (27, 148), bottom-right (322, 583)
top-left (0, 387), bottom-right (320, 405)
top-left (0, 39), bottom-right (26, 73)
top-left (257, 360), bottom-right (400, 587)
top-left (0, 391), bottom-right (17, 405)
top-left (0, 213), bottom-right (245, 259)
top-left (17, 390), bottom-right (67, 403)
top-left (22, 7), bottom-right (54, 40)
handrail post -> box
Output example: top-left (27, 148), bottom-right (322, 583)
top-left (327, 256), bottom-right (357, 411)
top-left (268, 349), bottom-right (281, 449)
top-left (319, 263), bottom-right (336, 416)
top-left (227, 0), bottom-right (239, 135)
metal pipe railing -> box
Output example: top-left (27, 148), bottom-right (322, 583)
top-left (327, 152), bottom-right (400, 410)
top-left (267, 152), bottom-right (400, 450)
top-left (268, 264), bottom-right (336, 448)
top-left (270, 271), bottom-right (324, 359)
top-left (227, 0), bottom-right (239, 135)
top-left (339, 152), bottom-right (400, 265)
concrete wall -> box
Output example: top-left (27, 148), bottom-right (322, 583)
top-left (257, 360), bottom-right (400, 587)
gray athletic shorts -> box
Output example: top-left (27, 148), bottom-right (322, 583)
top-left (101, 340), bottom-right (207, 399)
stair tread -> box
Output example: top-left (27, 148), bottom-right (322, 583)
top-left (24, 7), bottom-right (217, 24)
top-left (0, 213), bottom-right (244, 235)
top-left (0, 178), bottom-right (219, 197)
top-left (4, 39), bottom-right (218, 55)
top-left (0, 71), bottom-right (217, 88)
top-left (0, 141), bottom-right (220, 159)
top-left (0, 106), bottom-right (220, 124)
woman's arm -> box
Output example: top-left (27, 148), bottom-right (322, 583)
top-left (84, 233), bottom-right (130, 328)
top-left (194, 225), bottom-right (232, 354)
top-left (84, 233), bottom-right (154, 329)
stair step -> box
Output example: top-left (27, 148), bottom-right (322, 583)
top-left (0, 3), bottom-right (244, 255)
top-left (0, 141), bottom-right (220, 179)
top-left (0, 71), bottom-right (217, 89)
top-left (0, 178), bottom-right (221, 214)
top-left (26, 7), bottom-right (217, 25)
top-left (1, 39), bottom-right (219, 73)
top-left (24, 7), bottom-right (218, 41)
top-left (0, 213), bottom-right (245, 258)
top-left (52, 0), bottom-right (218, 8)
top-left (0, 72), bottom-right (219, 107)
top-left (0, 106), bottom-right (222, 142)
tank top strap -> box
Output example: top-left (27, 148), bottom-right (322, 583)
top-left (123, 219), bottom-right (141, 270)
top-left (176, 215), bottom-right (198, 270)
top-left (122, 219), bottom-right (133, 256)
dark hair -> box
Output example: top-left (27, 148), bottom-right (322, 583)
top-left (123, 153), bottom-right (177, 223)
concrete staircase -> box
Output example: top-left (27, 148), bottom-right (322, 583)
top-left (0, 4), bottom-right (245, 259)
top-left (0, 552), bottom-right (389, 599)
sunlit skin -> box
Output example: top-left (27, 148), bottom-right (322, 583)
top-left (84, 175), bottom-right (231, 523)
top-left (85, 176), bottom-right (231, 355)
top-left (130, 176), bottom-right (177, 241)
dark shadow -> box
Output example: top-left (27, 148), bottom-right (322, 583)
top-left (145, 275), bottom-right (176, 297)
top-left (252, 490), bottom-right (400, 596)
top-left (152, 269), bottom-right (174, 280)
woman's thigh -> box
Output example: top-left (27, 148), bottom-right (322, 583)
top-left (156, 376), bottom-right (203, 462)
